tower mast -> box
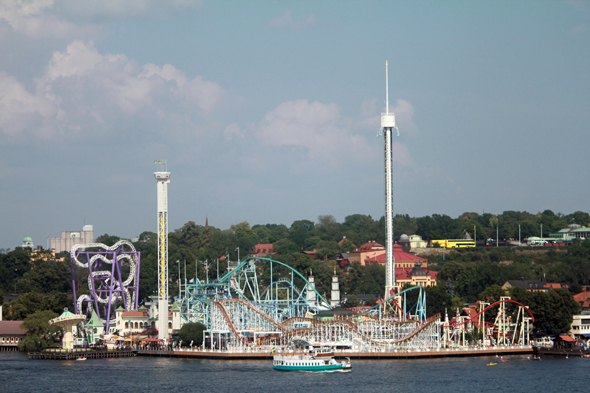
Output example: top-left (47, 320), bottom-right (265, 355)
top-left (154, 160), bottom-right (170, 342)
top-left (380, 61), bottom-right (397, 301)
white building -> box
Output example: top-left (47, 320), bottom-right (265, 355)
top-left (571, 314), bottom-right (590, 339)
top-left (50, 225), bottom-right (94, 252)
top-left (22, 237), bottom-right (34, 249)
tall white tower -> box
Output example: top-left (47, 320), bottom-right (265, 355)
top-left (331, 269), bottom-right (340, 307)
top-left (154, 160), bottom-right (170, 342)
top-left (381, 61), bottom-right (397, 300)
top-left (307, 270), bottom-right (317, 307)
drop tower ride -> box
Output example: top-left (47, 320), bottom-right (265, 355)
top-left (380, 62), bottom-right (398, 301)
top-left (154, 160), bottom-right (170, 342)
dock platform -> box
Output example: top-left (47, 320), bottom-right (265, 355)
top-left (138, 346), bottom-right (534, 360)
top-left (28, 348), bottom-right (137, 360)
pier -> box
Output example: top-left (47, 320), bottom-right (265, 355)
top-left (28, 348), bottom-right (137, 360)
top-left (137, 345), bottom-right (534, 360)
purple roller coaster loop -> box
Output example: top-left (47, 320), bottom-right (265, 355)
top-left (70, 242), bottom-right (141, 332)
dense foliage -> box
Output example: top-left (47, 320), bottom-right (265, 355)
top-left (17, 310), bottom-right (61, 351)
top-left (177, 322), bottom-right (206, 347)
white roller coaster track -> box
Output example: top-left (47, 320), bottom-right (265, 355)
top-left (71, 240), bottom-right (138, 323)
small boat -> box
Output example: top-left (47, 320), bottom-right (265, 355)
top-left (76, 357), bottom-right (87, 361)
top-left (486, 362), bottom-right (497, 366)
top-left (273, 346), bottom-right (351, 372)
top-left (500, 358), bottom-right (509, 363)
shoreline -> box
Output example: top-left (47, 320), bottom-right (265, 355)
top-left (137, 346), bottom-right (534, 360)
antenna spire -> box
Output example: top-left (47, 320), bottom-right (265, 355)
top-left (386, 61), bottom-right (389, 115)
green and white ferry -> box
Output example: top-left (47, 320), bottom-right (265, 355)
top-left (273, 347), bottom-right (351, 372)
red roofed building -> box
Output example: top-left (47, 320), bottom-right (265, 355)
top-left (574, 291), bottom-right (590, 310)
top-left (116, 307), bottom-right (150, 335)
top-left (544, 283), bottom-right (568, 290)
top-left (349, 240), bottom-right (385, 264)
top-left (252, 243), bottom-right (274, 257)
top-left (363, 243), bottom-right (430, 269)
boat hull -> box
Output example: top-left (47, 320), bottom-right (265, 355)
top-left (273, 363), bottom-right (350, 372)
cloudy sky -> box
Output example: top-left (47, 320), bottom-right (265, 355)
top-left (1, 1), bottom-right (589, 249)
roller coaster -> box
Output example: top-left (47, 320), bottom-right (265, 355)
top-left (442, 297), bottom-right (534, 347)
top-left (176, 256), bottom-right (439, 350)
top-left (70, 240), bottom-right (141, 331)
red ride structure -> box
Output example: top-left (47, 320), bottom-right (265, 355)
top-left (442, 298), bottom-right (534, 347)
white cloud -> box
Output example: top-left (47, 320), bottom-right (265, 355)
top-left (390, 99), bottom-right (419, 136)
top-left (0, 0), bottom-right (88, 39)
top-left (223, 123), bottom-right (244, 141)
top-left (255, 99), bottom-right (375, 163)
top-left (0, 40), bottom-right (224, 140)
top-left (269, 11), bottom-right (316, 29)
top-left (0, 71), bottom-right (61, 138)
top-left (43, 40), bottom-right (104, 79)
top-left (57, 0), bottom-right (203, 19)
top-left (140, 63), bottom-right (224, 114)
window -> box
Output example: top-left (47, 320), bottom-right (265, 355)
top-left (125, 322), bottom-right (129, 329)
top-left (168, 322), bottom-right (172, 329)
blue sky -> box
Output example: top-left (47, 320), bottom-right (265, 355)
top-left (1, 1), bottom-right (589, 249)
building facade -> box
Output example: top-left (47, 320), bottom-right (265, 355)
top-left (50, 225), bottom-right (94, 253)
top-left (0, 320), bottom-right (26, 351)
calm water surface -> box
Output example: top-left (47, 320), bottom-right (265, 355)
top-left (1, 352), bottom-right (588, 393)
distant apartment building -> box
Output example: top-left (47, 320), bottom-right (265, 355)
top-left (50, 225), bottom-right (95, 253)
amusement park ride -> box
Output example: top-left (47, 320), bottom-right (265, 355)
top-left (65, 64), bottom-right (536, 352)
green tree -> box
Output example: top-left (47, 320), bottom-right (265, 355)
top-left (511, 287), bottom-right (580, 335)
top-left (289, 220), bottom-right (315, 247)
top-left (177, 322), bottom-right (206, 347)
top-left (339, 238), bottom-right (356, 253)
top-left (0, 248), bottom-right (31, 292)
top-left (315, 240), bottom-right (339, 260)
top-left (16, 261), bottom-right (71, 293)
top-left (17, 310), bottom-right (61, 351)
top-left (95, 234), bottom-right (121, 246)
top-left (273, 239), bottom-right (300, 255)
top-left (3, 292), bottom-right (72, 321)
top-left (343, 294), bottom-right (360, 307)
top-left (316, 215), bottom-right (339, 240)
